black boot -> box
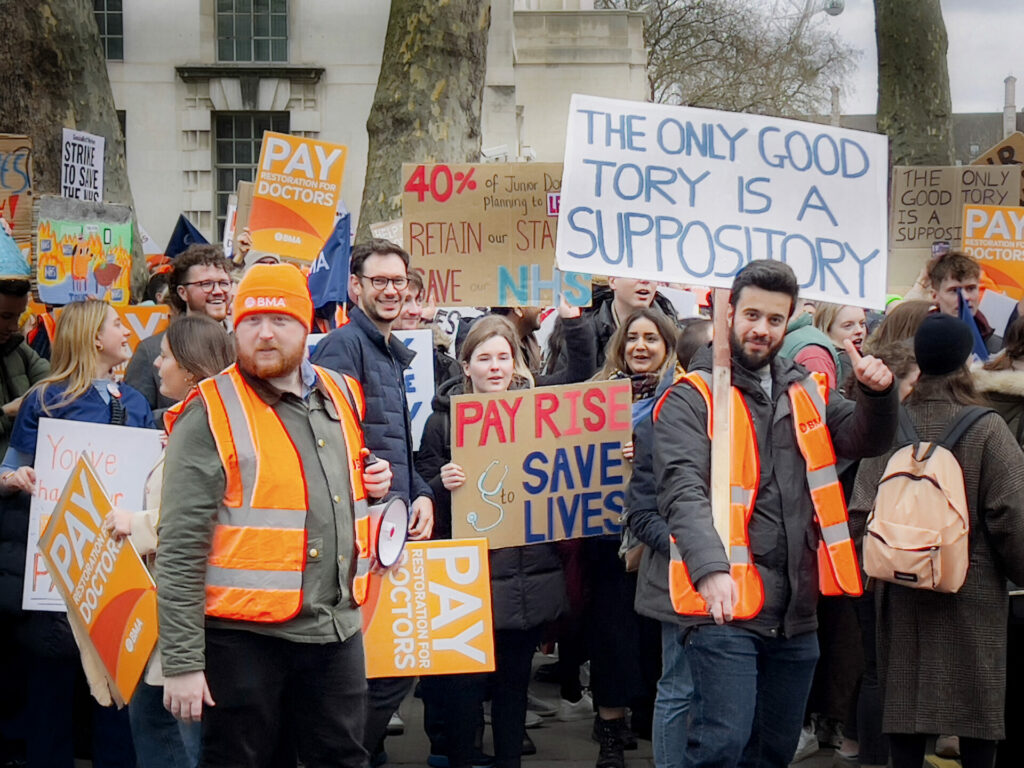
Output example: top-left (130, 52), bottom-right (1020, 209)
top-left (593, 716), bottom-right (625, 768)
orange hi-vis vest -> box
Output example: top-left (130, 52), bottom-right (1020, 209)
top-left (656, 369), bottom-right (863, 621)
top-left (196, 363), bottom-right (372, 623)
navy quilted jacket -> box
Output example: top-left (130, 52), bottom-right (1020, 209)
top-left (311, 305), bottom-right (433, 504)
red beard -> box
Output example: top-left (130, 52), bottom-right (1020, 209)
top-left (238, 344), bottom-right (305, 380)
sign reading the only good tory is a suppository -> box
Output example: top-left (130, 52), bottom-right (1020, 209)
top-left (555, 94), bottom-right (890, 308)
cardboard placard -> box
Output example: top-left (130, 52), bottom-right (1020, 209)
top-left (38, 456), bottom-right (158, 704)
top-left (403, 162), bottom-right (591, 308)
top-left (361, 539), bottom-right (495, 677)
top-left (61, 129), bottom-right (105, 203)
top-left (889, 166), bottom-right (1018, 251)
top-left (119, 305), bottom-right (171, 354)
top-left (555, 95), bottom-right (890, 308)
top-left (397, 329), bottom-right (435, 451)
top-left (0, 134), bottom-right (33, 238)
top-left (962, 204), bottom-right (1024, 299)
top-left (222, 192), bottom-right (238, 260)
top-left (972, 131), bottom-right (1024, 205)
top-left (249, 132), bottom-right (347, 263)
top-left (370, 219), bottom-right (404, 248)
top-left (35, 196), bottom-right (133, 306)
top-left (23, 419), bottom-right (164, 612)
top-left (450, 380), bottom-right (632, 549)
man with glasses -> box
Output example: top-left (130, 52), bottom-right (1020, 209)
top-left (125, 245), bottom-right (233, 413)
top-left (312, 239), bottom-right (435, 764)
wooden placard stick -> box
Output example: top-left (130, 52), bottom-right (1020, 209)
top-left (710, 288), bottom-right (731, 552)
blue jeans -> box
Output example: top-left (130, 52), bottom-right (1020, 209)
top-left (654, 622), bottom-right (693, 768)
top-left (128, 681), bottom-right (201, 768)
top-left (683, 624), bottom-right (819, 768)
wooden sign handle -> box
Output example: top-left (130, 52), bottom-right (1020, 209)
top-left (710, 288), bottom-right (731, 552)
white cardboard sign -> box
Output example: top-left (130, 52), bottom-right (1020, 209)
top-left (555, 94), bottom-right (890, 308)
top-left (22, 419), bottom-right (164, 611)
top-left (60, 129), bottom-right (105, 203)
top-left (398, 329), bottom-right (435, 451)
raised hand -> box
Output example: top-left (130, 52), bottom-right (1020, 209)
top-left (844, 338), bottom-right (893, 392)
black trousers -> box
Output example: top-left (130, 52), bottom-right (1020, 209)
top-left (201, 628), bottom-right (367, 768)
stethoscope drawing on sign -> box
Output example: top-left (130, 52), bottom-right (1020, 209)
top-left (468, 460), bottom-right (509, 533)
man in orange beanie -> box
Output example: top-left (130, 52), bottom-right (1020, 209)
top-left (157, 263), bottom-right (393, 767)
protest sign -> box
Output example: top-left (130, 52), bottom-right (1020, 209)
top-left (451, 380), bottom-right (632, 549)
top-left (361, 538), bottom-right (495, 677)
top-left (398, 329), bottom-right (435, 450)
top-left (222, 192), bottom-right (238, 260)
top-left (972, 132), bottom-right (1024, 205)
top-left (38, 456), bottom-right (158, 704)
top-left (555, 95), bottom-right (889, 307)
top-left (962, 204), bottom-right (1024, 299)
top-left (403, 162), bottom-right (591, 308)
top-left (370, 219), bottom-right (404, 248)
top-left (23, 419), bottom-right (164, 612)
top-left (35, 196), bottom-right (133, 306)
top-left (0, 135), bottom-right (33, 250)
top-left (249, 132), bottom-right (347, 263)
top-left (119, 305), bottom-right (171, 354)
top-left (432, 306), bottom-right (484, 357)
top-left (61, 129), bottom-right (105, 202)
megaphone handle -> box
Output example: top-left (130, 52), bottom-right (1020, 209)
top-left (361, 448), bottom-right (384, 501)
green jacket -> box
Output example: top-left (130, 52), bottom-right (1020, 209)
top-left (0, 336), bottom-right (50, 455)
top-left (156, 365), bottom-right (363, 676)
top-left (779, 313), bottom-right (840, 373)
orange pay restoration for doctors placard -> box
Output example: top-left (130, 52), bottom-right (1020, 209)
top-left (38, 455), bottom-right (158, 704)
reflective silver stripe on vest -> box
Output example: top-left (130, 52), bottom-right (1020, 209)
top-left (820, 520), bottom-right (851, 547)
top-left (354, 558), bottom-right (370, 578)
top-left (806, 464), bottom-right (840, 492)
top-left (669, 537), bottom-right (684, 561)
top-left (353, 498), bottom-right (369, 519)
top-left (205, 565), bottom-right (303, 591)
top-left (212, 374), bottom-right (257, 497)
top-left (796, 376), bottom-right (828, 418)
top-left (731, 486), bottom-right (754, 507)
top-left (216, 507), bottom-right (306, 529)
top-left (730, 545), bottom-right (750, 563)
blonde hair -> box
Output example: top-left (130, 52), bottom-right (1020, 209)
top-left (458, 315), bottom-right (532, 393)
top-left (32, 299), bottom-right (112, 414)
top-left (812, 302), bottom-right (843, 338)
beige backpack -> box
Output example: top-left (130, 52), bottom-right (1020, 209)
top-left (863, 407), bottom-right (991, 593)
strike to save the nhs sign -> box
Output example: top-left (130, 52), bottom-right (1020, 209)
top-left (555, 95), bottom-right (889, 309)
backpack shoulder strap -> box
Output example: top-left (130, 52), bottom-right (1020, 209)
top-left (897, 407), bottom-right (920, 445)
top-left (937, 406), bottom-right (996, 451)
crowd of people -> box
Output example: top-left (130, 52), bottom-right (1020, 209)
top-left (0, 239), bottom-right (1023, 768)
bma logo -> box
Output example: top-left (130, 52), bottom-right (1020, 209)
top-left (244, 296), bottom-right (287, 309)
top-left (798, 417), bottom-right (822, 434)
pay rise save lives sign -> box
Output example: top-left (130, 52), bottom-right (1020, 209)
top-left (556, 95), bottom-right (889, 308)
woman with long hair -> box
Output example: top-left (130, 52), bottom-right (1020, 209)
top-left (588, 308), bottom-right (678, 768)
top-left (813, 303), bottom-right (868, 389)
top-left (415, 315), bottom-right (567, 768)
top-left (104, 315), bottom-right (235, 768)
top-left (848, 314), bottom-right (1024, 768)
top-left (973, 315), bottom-right (1024, 444)
top-left (0, 299), bottom-right (154, 768)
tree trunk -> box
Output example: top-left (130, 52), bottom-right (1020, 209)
top-left (875, 0), bottom-right (954, 166)
top-left (0, 0), bottom-right (145, 295)
top-left (357, 0), bottom-right (491, 241)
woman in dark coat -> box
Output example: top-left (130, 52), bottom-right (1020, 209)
top-left (415, 315), bottom-right (567, 768)
top-left (848, 314), bottom-right (1024, 768)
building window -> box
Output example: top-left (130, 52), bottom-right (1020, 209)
top-left (214, 112), bottom-right (289, 239)
top-left (94, 0), bottom-right (124, 60)
top-left (217, 0), bottom-right (288, 63)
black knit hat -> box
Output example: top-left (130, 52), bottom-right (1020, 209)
top-left (913, 314), bottom-right (974, 376)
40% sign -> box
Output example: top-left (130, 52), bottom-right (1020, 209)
top-left (404, 164), bottom-right (477, 203)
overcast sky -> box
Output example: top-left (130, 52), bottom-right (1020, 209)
top-left (827, 0), bottom-right (1023, 115)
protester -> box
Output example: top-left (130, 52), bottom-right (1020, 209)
top-left (99, 315), bottom-right (235, 768)
top-left (587, 308), bottom-right (678, 768)
top-left (655, 260), bottom-right (897, 768)
top-left (125, 245), bottom-right (232, 414)
top-left (848, 314), bottom-right (1024, 768)
top-left (415, 315), bottom-right (567, 768)
top-left (0, 279), bottom-right (50, 455)
top-left (493, 297), bottom-right (595, 384)
top-left (395, 269), bottom-right (426, 331)
top-left (156, 264), bottom-right (392, 767)
top-left (921, 251), bottom-right (999, 352)
top-left (0, 298), bottom-right (154, 768)
top-left (625, 320), bottom-right (709, 768)
top-left (142, 272), bottom-right (170, 306)
top-left (311, 238), bottom-right (434, 763)
top-left (862, 299), bottom-right (935, 355)
top-left (973, 315), bottom-right (1024, 444)
top-left (779, 301), bottom-right (840, 389)
top-left (813, 303), bottom-right (867, 388)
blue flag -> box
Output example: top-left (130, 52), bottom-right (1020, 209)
top-left (308, 211), bottom-right (351, 309)
top-left (959, 289), bottom-right (989, 361)
top-left (164, 214), bottom-right (208, 259)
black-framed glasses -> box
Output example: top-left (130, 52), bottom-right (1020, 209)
top-left (358, 274), bottom-right (409, 291)
top-left (181, 279), bottom-right (232, 293)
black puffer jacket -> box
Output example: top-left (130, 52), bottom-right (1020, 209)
top-left (312, 305), bottom-right (432, 503)
top-left (654, 345), bottom-right (897, 638)
top-left (416, 378), bottom-right (567, 631)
